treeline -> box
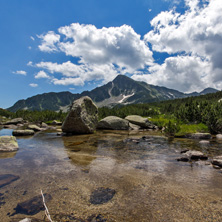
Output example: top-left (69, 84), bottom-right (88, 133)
top-left (98, 91), bottom-right (222, 134)
top-left (0, 109), bottom-right (66, 123)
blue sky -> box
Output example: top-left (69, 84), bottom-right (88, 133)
top-left (0, 0), bottom-right (222, 108)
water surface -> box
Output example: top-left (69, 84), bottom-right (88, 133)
top-left (0, 129), bottom-right (222, 221)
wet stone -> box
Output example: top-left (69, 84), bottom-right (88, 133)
top-left (13, 194), bottom-right (52, 215)
top-left (0, 174), bottom-right (20, 188)
top-left (177, 157), bottom-right (189, 162)
top-left (90, 187), bottom-right (116, 205)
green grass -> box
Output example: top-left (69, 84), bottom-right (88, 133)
top-left (149, 115), bottom-right (177, 128)
top-left (175, 123), bottom-right (209, 137)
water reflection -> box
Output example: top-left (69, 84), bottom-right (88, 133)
top-left (0, 151), bottom-right (17, 159)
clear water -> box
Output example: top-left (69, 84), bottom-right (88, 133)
top-left (0, 129), bottom-right (222, 221)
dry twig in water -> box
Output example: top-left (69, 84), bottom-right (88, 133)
top-left (41, 190), bottom-right (53, 222)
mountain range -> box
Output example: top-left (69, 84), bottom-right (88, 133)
top-left (8, 75), bottom-right (219, 112)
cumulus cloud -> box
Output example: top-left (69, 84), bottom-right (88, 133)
top-left (38, 24), bottom-right (153, 71)
top-left (38, 31), bottom-right (60, 52)
top-left (34, 70), bottom-right (50, 79)
top-left (34, 60), bottom-right (124, 85)
top-left (132, 55), bottom-right (211, 92)
top-left (145, 0), bottom-right (222, 68)
top-left (133, 0), bottom-right (222, 92)
top-left (29, 83), bottom-right (38, 87)
top-left (13, 70), bottom-right (27, 76)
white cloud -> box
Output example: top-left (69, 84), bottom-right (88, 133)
top-left (38, 31), bottom-right (60, 52)
top-left (133, 0), bottom-right (222, 92)
top-left (13, 70), bottom-right (27, 76)
top-left (34, 70), bottom-right (50, 79)
top-left (29, 83), bottom-right (38, 87)
top-left (39, 24), bottom-right (153, 71)
top-left (34, 61), bottom-right (125, 86)
top-left (132, 55), bottom-right (211, 93)
top-left (52, 77), bottom-right (84, 86)
top-left (30, 36), bottom-right (35, 41)
top-left (145, 0), bottom-right (222, 69)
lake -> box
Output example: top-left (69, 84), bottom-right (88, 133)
top-left (0, 129), bottom-right (222, 221)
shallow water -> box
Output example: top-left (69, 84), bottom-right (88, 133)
top-left (0, 129), bottom-right (222, 221)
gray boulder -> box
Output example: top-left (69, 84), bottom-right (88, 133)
top-left (5, 118), bottom-right (23, 125)
top-left (3, 124), bottom-right (17, 129)
top-left (13, 130), bottom-right (35, 136)
top-left (62, 96), bottom-right (98, 134)
top-left (125, 115), bottom-right (155, 129)
top-left (97, 116), bottom-right (129, 130)
top-left (0, 136), bottom-right (19, 152)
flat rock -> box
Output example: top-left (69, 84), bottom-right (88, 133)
top-left (211, 156), bottom-right (222, 168)
top-left (5, 118), bottom-right (23, 125)
top-left (97, 116), bottom-right (129, 130)
top-left (13, 194), bottom-right (52, 215)
top-left (90, 187), bottom-right (116, 205)
top-left (199, 140), bottom-right (210, 144)
top-left (41, 122), bottom-right (48, 128)
top-left (185, 150), bottom-right (208, 160)
top-left (52, 120), bottom-right (62, 125)
top-left (62, 96), bottom-right (98, 134)
top-left (0, 136), bottom-right (19, 152)
top-left (27, 125), bottom-right (42, 132)
top-left (216, 134), bottom-right (222, 140)
top-left (125, 115), bottom-right (155, 129)
top-left (13, 130), bottom-right (35, 136)
top-left (3, 124), bottom-right (17, 129)
top-left (186, 133), bottom-right (211, 140)
top-left (0, 174), bottom-right (20, 188)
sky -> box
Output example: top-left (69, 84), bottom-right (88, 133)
top-left (0, 0), bottom-right (222, 108)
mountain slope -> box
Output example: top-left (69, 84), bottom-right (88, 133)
top-left (7, 75), bottom-right (219, 112)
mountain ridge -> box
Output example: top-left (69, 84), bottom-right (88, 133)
top-left (7, 75), bottom-right (219, 112)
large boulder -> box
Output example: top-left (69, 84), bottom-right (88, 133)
top-left (5, 118), bottom-right (23, 125)
top-left (62, 96), bottom-right (98, 134)
top-left (13, 130), bottom-right (35, 136)
top-left (125, 115), bottom-right (155, 129)
top-left (97, 116), bottom-right (129, 130)
top-left (0, 136), bottom-right (19, 152)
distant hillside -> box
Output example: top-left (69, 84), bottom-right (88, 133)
top-left (7, 75), bottom-right (219, 112)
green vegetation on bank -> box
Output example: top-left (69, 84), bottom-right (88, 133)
top-left (0, 108), bottom-right (66, 123)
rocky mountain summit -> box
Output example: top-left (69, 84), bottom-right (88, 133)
top-left (8, 75), bottom-right (218, 112)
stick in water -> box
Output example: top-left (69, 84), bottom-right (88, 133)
top-left (41, 190), bottom-right (53, 222)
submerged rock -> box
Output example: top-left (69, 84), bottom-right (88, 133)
top-left (0, 136), bottom-right (19, 152)
top-left (97, 116), bottom-right (129, 130)
top-left (125, 115), bottom-right (155, 129)
top-left (0, 174), bottom-right (20, 188)
top-left (62, 96), bottom-right (98, 134)
top-left (13, 194), bottom-right (52, 215)
top-left (90, 187), bottom-right (116, 205)
top-left (13, 130), bottom-right (35, 136)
